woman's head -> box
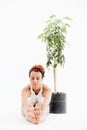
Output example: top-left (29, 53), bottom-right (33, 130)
top-left (29, 65), bottom-right (45, 88)
top-left (29, 65), bottom-right (45, 78)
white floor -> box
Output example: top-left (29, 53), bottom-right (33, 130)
top-left (0, 111), bottom-right (87, 130)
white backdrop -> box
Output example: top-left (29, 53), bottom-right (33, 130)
top-left (0, 0), bottom-right (87, 129)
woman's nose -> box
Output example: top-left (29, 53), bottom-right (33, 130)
top-left (33, 79), bottom-right (37, 83)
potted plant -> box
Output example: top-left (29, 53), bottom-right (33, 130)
top-left (38, 15), bottom-right (71, 113)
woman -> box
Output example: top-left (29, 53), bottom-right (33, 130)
top-left (21, 65), bottom-right (51, 124)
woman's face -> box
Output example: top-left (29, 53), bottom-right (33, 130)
top-left (29, 71), bottom-right (43, 89)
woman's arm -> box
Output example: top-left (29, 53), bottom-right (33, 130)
top-left (21, 85), bottom-right (35, 116)
top-left (42, 84), bottom-right (52, 110)
top-left (21, 85), bottom-right (30, 106)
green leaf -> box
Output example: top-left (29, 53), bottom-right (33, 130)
top-left (63, 16), bottom-right (72, 21)
top-left (49, 15), bottom-right (56, 19)
top-left (54, 64), bottom-right (57, 68)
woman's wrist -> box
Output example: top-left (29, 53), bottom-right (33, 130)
top-left (41, 103), bottom-right (47, 110)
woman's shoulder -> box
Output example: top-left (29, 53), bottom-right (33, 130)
top-left (42, 83), bottom-right (51, 91)
top-left (22, 84), bottom-right (30, 93)
top-left (42, 83), bottom-right (51, 97)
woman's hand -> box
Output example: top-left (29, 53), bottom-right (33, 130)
top-left (26, 104), bottom-right (34, 112)
top-left (34, 103), bottom-right (41, 115)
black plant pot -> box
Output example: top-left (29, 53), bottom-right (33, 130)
top-left (49, 92), bottom-right (66, 114)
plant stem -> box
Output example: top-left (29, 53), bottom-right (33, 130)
top-left (53, 67), bottom-right (57, 93)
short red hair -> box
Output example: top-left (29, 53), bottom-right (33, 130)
top-left (29, 65), bottom-right (45, 78)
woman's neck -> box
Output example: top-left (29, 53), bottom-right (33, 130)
top-left (33, 88), bottom-right (40, 95)
top-left (31, 84), bottom-right (42, 94)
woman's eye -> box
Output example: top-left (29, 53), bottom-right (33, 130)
top-left (37, 78), bottom-right (40, 80)
top-left (31, 77), bottom-right (40, 80)
top-left (32, 78), bottom-right (34, 80)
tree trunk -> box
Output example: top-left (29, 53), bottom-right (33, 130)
top-left (53, 67), bottom-right (57, 93)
